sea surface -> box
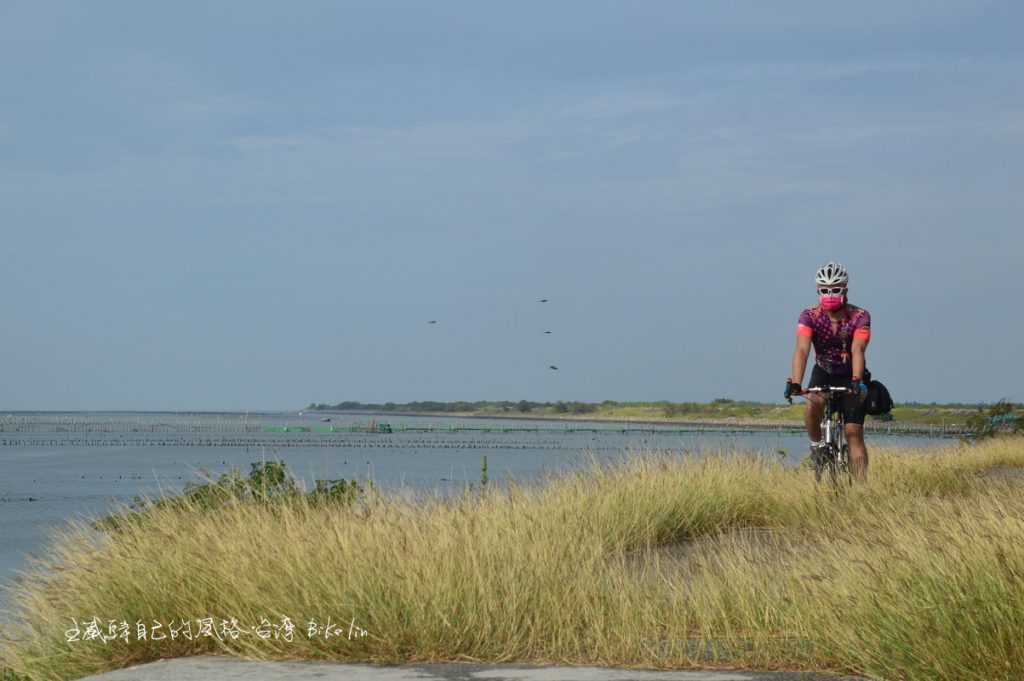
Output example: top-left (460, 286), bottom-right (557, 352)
top-left (0, 410), bottom-right (953, 621)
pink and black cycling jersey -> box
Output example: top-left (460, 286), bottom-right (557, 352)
top-left (797, 304), bottom-right (871, 377)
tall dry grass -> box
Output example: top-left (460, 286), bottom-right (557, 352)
top-left (2, 437), bottom-right (1023, 681)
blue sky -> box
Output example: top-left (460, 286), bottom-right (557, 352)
top-left (1, 1), bottom-right (1022, 410)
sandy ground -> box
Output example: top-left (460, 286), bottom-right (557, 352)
top-left (74, 657), bottom-right (869, 681)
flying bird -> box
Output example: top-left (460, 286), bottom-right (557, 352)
top-left (543, 330), bottom-right (552, 334)
top-left (548, 365), bottom-right (559, 370)
top-left (538, 298), bottom-right (549, 303)
top-left (427, 320), bottom-right (438, 324)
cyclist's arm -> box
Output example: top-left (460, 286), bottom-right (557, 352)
top-left (851, 335), bottom-right (868, 381)
top-left (851, 319), bottom-right (868, 382)
top-left (791, 332), bottom-right (812, 384)
top-left (851, 310), bottom-right (871, 381)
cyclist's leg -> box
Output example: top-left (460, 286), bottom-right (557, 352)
top-left (843, 380), bottom-right (869, 481)
top-left (805, 395), bottom-right (825, 440)
top-left (845, 423), bottom-right (867, 481)
top-left (805, 366), bottom-right (829, 470)
top-left (805, 365), bottom-right (828, 441)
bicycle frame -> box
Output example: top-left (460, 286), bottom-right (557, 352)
top-left (794, 386), bottom-right (852, 488)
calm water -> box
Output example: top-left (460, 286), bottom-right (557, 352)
top-left (0, 411), bottom-right (952, 620)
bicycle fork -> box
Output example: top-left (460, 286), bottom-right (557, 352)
top-left (822, 416), bottom-right (835, 447)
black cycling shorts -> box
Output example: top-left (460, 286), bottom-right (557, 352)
top-left (808, 365), bottom-right (871, 426)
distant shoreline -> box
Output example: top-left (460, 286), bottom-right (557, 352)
top-left (314, 409), bottom-right (967, 436)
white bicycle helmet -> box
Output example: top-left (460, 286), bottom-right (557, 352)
top-left (815, 261), bottom-right (848, 286)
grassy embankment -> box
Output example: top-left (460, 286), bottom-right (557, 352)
top-left (4, 437), bottom-right (1024, 681)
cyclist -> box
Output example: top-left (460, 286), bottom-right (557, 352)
top-left (784, 261), bottom-right (872, 481)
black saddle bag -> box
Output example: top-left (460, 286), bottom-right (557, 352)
top-left (866, 380), bottom-right (894, 415)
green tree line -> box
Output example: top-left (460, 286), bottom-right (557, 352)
top-left (307, 400), bottom-right (602, 414)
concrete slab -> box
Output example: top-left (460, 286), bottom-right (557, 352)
top-left (74, 656), bottom-right (869, 681)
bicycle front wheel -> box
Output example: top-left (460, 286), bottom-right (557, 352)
top-left (824, 454), bottom-right (841, 489)
top-left (838, 444), bottom-right (853, 487)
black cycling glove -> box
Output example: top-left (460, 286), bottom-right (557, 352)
top-left (784, 379), bottom-right (800, 400)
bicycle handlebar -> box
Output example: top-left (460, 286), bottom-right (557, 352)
top-left (799, 386), bottom-right (852, 394)
top-left (786, 384), bottom-right (851, 404)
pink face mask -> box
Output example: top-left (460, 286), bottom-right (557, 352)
top-left (819, 295), bottom-right (844, 311)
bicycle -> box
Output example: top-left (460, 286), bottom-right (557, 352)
top-left (787, 385), bottom-right (853, 489)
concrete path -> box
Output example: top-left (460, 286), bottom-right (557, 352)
top-left (75, 657), bottom-right (869, 681)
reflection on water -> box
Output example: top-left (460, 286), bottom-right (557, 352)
top-left (0, 411), bottom-right (953, 620)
